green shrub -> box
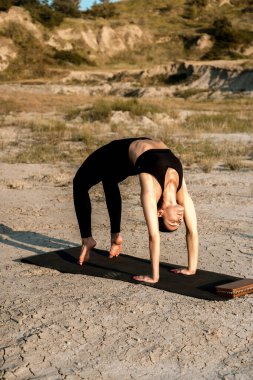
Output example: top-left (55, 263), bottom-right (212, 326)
top-left (181, 113), bottom-right (252, 133)
top-left (157, 5), bottom-right (173, 14)
top-left (212, 17), bottom-right (236, 44)
top-left (53, 50), bottom-right (91, 66)
top-left (191, 0), bottom-right (207, 6)
top-left (203, 17), bottom-right (239, 59)
top-left (6, 1), bottom-right (64, 27)
top-left (113, 98), bottom-right (164, 115)
top-left (29, 120), bottom-right (66, 140)
top-left (29, 5), bottom-right (64, 28)
top-left (0, 0), bottom-right (12, 11)
top-left (183, 4), bottom-right (197, 20)
top-left (51, 0), bottom-right (81, 18)
top-left (84, 0), bottom-right (117, 18)
top-left (67, 99), bottom-right (165, 123)
top-left (1, 21), bottom-right (47, 78)
top-left (85, 100), bottom-right (112, 122)
top-left (174, 89), bottom-right (208, 99)
top-left (183, 0), bottom-right (207, 19)
top-left (12, 0), bottom-right (39, 5)
top-left (15, 143), bottom-right (67, 163)
top-left (224, 158), bottom-right (243, 170)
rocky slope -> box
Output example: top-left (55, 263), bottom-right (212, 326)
top-left (1, 61), bottom-right (251, 98)
top-left (0, 3), bottom-right (253, 96)
top-left (0, 6), bottom-right (151, 73)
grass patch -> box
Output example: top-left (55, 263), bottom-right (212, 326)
top-left (1, 91), bottom-right (252, 171)
top-left (66, 99), bottom-right (165, 123)
top-left (29, 120), bottom-right (67, 141)
top-left (85, 100), bottom-right (112, 123)
top-left (11, 126), bottom-right (98, 164)
top-left (224, 158), bottom-right (244, 171)
top-left (0, 98), bottom-right (23, 114)
top-left (174, 89), bottom-right (208, 99)
top-left (161, 135), bottom-right (252, 168)
top-left (14, 143), bottom-right (62, 164)
top-left (68, 126), bottom-right (96, 146)
top-left (181, 113), bottom-right (253, 133)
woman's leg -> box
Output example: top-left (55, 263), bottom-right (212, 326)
top-left (102, 180), bottom-right (123, 257)
top-left (73, 155), bottom-right (104, 265)
top-left (73, 150), bottom-right (105, 238)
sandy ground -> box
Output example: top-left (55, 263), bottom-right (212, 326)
top-left (0, 162), bottom-right (253, 380)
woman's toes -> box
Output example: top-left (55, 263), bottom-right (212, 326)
top-left (109, 243), bottom-right (122, 258)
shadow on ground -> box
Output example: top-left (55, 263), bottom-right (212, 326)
top-left (0, 224), bottom-right (75, 255)
top-left (20, 246), bottom-right (242, 301)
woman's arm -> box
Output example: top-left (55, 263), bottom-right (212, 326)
top-left (172, 179), bottom-right (199, 275)
top-left (133, 173), bottom-right (161, 283)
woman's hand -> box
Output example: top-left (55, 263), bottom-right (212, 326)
top-left (170, 268), bottom-right (196, 275)
top-left (132, 275), bottom-right (159, 283)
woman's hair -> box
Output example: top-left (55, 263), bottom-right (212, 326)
top-left (158, 217), bottom-right (174, 233)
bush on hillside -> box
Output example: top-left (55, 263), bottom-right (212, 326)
top-left (212, 17), bottom-right (236, 44)
top-left (0, 1), bottom-right (64, 27)
top-left (2, 20), bottom-right (41, 50)
top-left (0, 0), bottom-right (12, 12)
top-left (231, 0), bottom-right (253, 5)
top-left (1, 21), bottom-right (48, 78)
top-left (157, 5), bottom-right (173, 14)
top-left (51, 0), bottom-right (81, 18)
top-left (29, 4), bottom-right (64, 27)
top-left (12, 0), bottom-right (39, 5)
top-left (183, 0), bottom-right (207, 19)
top-left (188, 0), bottom-right (207, 6)
top-left (203, 17), bottom-right (236, 58)
top-left (53, 50), bottom-right (94, 66)
top-left (84, 0), bottom-right (117, 18)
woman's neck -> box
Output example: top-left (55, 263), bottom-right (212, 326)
top-left (161, 182), bottom-right (177, 208)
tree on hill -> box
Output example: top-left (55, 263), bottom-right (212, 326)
top-left (0, 0), bottom-right (40, 10)
top-left (86, 0), bottom-right (117, 18)
top-left (0, 0), bottom-right (12, 11)
top-left (51, 0), bottom-right (81, 17)
top-left (11, 0), bottom-right (40, 5)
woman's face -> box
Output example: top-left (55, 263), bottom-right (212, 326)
top-left (158, 204), bottom-right (184, 231)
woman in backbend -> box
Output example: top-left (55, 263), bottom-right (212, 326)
top-left (73, 137), bottom-right (198, 283)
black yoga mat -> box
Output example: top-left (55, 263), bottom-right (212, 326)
top-left (20, 247), bottom-right (242, 301)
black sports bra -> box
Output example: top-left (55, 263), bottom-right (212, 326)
top-left (134, 149), bottom-right (183, 192)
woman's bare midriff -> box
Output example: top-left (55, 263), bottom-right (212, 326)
top-left (128, 139), bottom-right (168, 165)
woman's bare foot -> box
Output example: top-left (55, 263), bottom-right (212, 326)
top-left (132, 275), bottom-right (159, 283)
top-left (109, 233), bottom-right (123, 258)
top-left (79, 237), bottom-right (97, 266)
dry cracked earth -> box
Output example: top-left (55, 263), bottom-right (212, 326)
top-left (0, 163), bottom-right (253, 380)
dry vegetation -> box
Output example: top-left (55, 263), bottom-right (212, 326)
top-left (0, 90), bottom-right (252, 173)
top-left (1, 1), bottom-right (253, 79)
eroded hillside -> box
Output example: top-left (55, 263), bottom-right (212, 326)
top-left (0, 1), bottom-right (253, 80)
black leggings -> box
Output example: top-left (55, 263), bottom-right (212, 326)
top-left (73, 138), bottom-right (145, 238)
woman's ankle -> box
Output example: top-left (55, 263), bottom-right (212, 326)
top-left (111, 233), bottom-right (123, 245)
top-left (82, 236), bottom-right (96, 247)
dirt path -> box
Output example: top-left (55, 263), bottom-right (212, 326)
top-left (0, 163), bottom-right (252, 379)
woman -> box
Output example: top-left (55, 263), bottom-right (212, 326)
top-left (73, 137), bottom-right (198, 283)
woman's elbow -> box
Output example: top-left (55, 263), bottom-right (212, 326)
top-left (148, 232), bottom-right (160, 243)
top-left (186, 229), bottom-right (198, 239)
